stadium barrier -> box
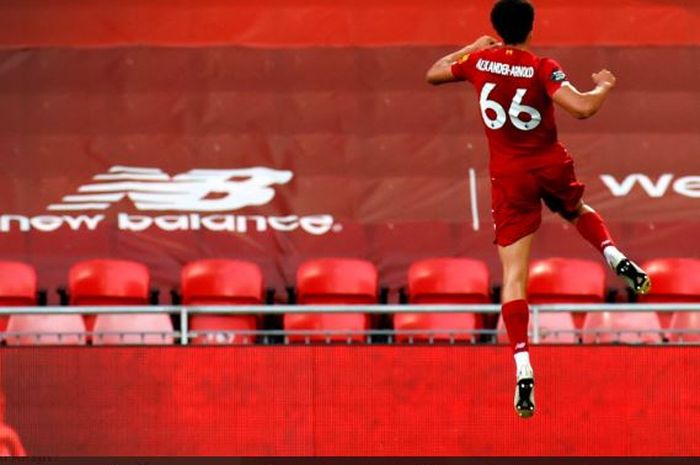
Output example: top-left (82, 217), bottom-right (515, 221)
top-left (2, 345), bottom-right (699, 455)
top-left (0, 304), bottom-right (699, 344)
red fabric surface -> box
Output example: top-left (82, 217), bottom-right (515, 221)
top-left (0, 0), bottom-right (697, 47)
top-left (0, 45), bottom-right (698, 297)
top-left (1, 346), bottom-right (698, 455)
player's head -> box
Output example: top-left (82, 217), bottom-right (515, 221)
top-left (491, 0), bottom-right (535, 45)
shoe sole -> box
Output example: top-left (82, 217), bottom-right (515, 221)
top-left (616, 259), bottom-right (652, 295)
top-left (514, 378), bottom-right (535, 419)
top-left (637, 276), bottom-right (652, 295)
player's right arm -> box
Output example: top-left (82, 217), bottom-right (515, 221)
top-left (552, 69), bottom-right (616, 120)
top-left (425, 35), bottom-right (501, 85)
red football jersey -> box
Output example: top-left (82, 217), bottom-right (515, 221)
top-left (451, 46), bottom-right (569, 175)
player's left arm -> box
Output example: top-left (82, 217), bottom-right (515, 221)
top-left (552, 69), bottom-right (616, 119)
top-left (426, 35), bottom-right (501, 85)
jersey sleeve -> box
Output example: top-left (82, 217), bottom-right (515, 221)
top-left (450, 52), bottom-right (478, 82)
top-left (539, 58), bottom-right (569, 98)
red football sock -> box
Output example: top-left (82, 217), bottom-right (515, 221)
top-left (502, 299), bottom-right (530, 354)
top-left (576, 211), bottom-right (615, 254)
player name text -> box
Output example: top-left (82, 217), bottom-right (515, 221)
top-left (476, 59), bottom-right (535, 78)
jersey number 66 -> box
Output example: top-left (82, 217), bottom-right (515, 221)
top-left (480, 82), bottom-right (542, 132)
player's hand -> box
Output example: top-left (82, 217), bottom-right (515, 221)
top-left (592, 69), bottom-right (616, 88)
top-left (470, 35), bottom-right (502, 52)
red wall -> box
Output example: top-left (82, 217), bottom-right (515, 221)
top-left (2, 346), bottom-right (699, 456)
top-left (0, 0), bottom-right (697, 47)
top-left (1, 45), bottom-right (698, 295)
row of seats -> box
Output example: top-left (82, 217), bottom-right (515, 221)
top-left (0, 257), bottom-right (699, 345)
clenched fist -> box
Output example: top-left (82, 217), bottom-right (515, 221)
top-left (471, 35), bottom-right (502, 52)
top-left (592, 69), bottom-right (616, 88)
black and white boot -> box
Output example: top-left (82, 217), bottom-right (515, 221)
top-left (604, 246), bottom-right (651, 295)
top-left (514, 365), bottom-right (535, 419)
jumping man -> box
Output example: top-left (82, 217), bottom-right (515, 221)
top-left (426, 0), bottom-right (651, 418)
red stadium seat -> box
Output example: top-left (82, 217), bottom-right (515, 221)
top-left (0, 261), bottom-right (37, 332)
top-left (5, 315), bottom-right (86, 346)
top-left (497, 258), bottom-right (606, 344)
top-left (582, 311), bottom-right (662, 344)
top-left (639, 258), bottom-right (700, 342)
top-left (69, 259), bottom-right (173, 345)
top-left (182, 259), bottom-right (263, 345)
top-left (285, 258), bottom-right (377, 342)
top-left (395, 258), bottom-right (490, 342)
top-left (0, 423), bottom-right (26, 456)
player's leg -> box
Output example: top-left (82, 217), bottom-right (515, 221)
top-left (537, 158), bottom-right (651, 294)
top-left (498, 233), bottom-right (536, 418)
top-left (559, 202), bottom-right (650, 294)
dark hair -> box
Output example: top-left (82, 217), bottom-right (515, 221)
top-left (491, 0), bottom-right (535, 45)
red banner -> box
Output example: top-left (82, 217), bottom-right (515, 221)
top-left (0, 0), bottom-right (697, 48)
top-left (1, 346), bottom-right (699, 456)
top-left (0, 46), bottom-right (698, 295)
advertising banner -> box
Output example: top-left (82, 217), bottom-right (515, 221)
top-left (0, 46), bottom-right (698, 294)
top-left (1, 346), bottom-right (698, 455)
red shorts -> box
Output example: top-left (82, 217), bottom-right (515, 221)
top-left (491, 158), bottom-right (585, 247)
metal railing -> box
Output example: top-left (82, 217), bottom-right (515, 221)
top-left (0, 303), bottom-right (699, 345)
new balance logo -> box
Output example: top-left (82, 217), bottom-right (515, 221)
top-left (1, 165), bottom-right (337, 235)
top-left (49, 166), bottom-right (293, 212)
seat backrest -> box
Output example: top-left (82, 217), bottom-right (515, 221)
top-left (528, 258), bottom-right (606, 303)
top-left (182, 259), bottom-right (263, 305)
top-left (5, 315), bottom-right (86, 346)
top-left (297, 258), bottom-right (377, 304)
top-left (92, 314), bottom-right (174, 345)
top-left (0, 262), bottom-right (36, 306)
top-left (639, 258), bottom-right (700, 302)
top-left (69, 259), bottom-right (150, 305)
top-left (582, 312), bottom-right (662, 344)
top-left (408, 258), bottom-right (490, 304)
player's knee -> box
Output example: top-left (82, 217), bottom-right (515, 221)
top-left (559, 202), bottom-right (591, 223)
top-left (558, 208), bottom-right (580, 222)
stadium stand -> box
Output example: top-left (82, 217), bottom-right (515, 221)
top-left (182, 259), bottom-right (263, 345)
top-left (69, 259), bottom-right (173, 345)
top-left (0, 261), bottom-right (82, 345)
top-left (640, 258), bottom-right (700, 342)
top-left (395, 258), bottom-right (490, 342)
top-left (582, 311), bottom-right (663, 344)
top-left (0, 262), bottom-right (37, 333)
top-left (284, 258), bottom-right (377, 342)
top-left (496, 258), bottom-right (605, 343)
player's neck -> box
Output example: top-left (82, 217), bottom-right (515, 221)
top-left (507, 43), bottom-right (530, 51)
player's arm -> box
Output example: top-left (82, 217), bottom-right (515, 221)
top-left (425, 35), bottom-right (501, 85)
top-left (552, 69), bottom-right (616, 119)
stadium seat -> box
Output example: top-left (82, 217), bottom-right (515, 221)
top-left (5, 315), bottom-right (86, 346)
top-left (0, 423), bottom-right (26, 456)
top-left (639, 258), bottom-right (700, 342)
top-left (69, 259), bottom-right (173, 345)
top-left (582, 311), bottom-right (662, 344)
top-left (284, 258), bottom-right (377, 342)
top-left (497, 258), bottom-right (606, 344)
top-left (182, 259), bottom-right (263, 345)
top-left (0, 261), bottom-right (37, 333)
top-left (394, 258), bottom-right (490, 342)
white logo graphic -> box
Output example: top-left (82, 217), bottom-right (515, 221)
top-left (48, 166), bottom-right (294, 211)
top-left (1, 166), bottom-right (337, 235)
top-left (601, 173), bottom-right (700, 198)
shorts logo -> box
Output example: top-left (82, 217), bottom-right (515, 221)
top-left (551, 69), bottom-right (567, 82)
top-left (48, 166), bottom-right (293, 212)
